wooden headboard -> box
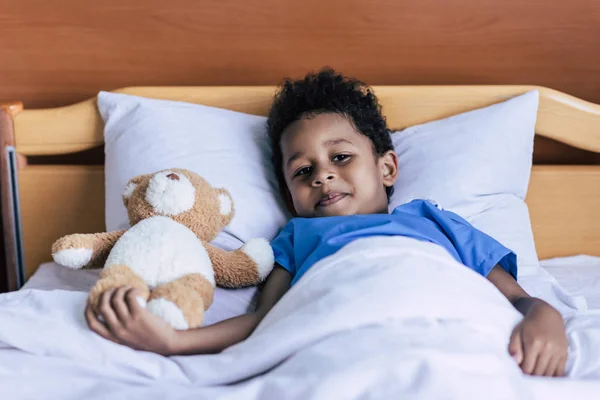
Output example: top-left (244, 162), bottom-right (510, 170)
top-left (1, 85), bottom-right (600, 293)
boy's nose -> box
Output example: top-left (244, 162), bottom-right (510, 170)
top-left (313, 173), bottom-right (335, 186)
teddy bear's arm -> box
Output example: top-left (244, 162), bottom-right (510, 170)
top-left (205, 239), bottom-right (275, 288)
top-left (52, 230), bottom-right (127, 270)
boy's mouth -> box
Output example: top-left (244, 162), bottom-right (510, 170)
top-left (316, 192), bottom-right (348, 208)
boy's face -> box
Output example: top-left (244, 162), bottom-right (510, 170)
top-left (280, 113), bottom-right (398, 218)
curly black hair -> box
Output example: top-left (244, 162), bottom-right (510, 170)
top-left (266, 68), bottom-right (394, 204)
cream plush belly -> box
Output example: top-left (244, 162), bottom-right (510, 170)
top-left (105, 216), bottom-right (215, 288)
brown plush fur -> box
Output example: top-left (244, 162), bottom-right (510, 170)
top-left (206, 244), bottom-right (260, 288)
top-left (52, 230), bottom-right (126, 269)
top-left (149, 274), bottom-right (214, 329)
top-left (124, 169), bottom-right (234, 242)
top-left (88, 264), bottom-right (150, 313)
top-left (52, 168), bottom-right (271, 329)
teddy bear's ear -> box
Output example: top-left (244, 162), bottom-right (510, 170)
top-left (122, 175), bottom-right (144, 207)
top-left (215, 188), bottom-right (235, 224)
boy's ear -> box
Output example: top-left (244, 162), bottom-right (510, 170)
top-left (380, 150), bottom-right (399, 188)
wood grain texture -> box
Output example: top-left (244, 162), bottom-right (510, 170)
top-left (1, 0), bottom-right (600, 108)
top-left (18, 166), bottom-right (105, 280)
top-left (526, 166), bottom-right (600, 259)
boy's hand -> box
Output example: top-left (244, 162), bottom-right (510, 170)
top-left (508, 303), bottom-right (568, 377)
top-left (85, 286), bottom-right (178, 356)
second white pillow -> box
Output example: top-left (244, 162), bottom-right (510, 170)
top-left (390, 90), bottom-right (540, 277)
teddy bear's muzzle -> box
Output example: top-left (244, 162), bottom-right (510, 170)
top-left (145, 170), bottom-right (196, 215)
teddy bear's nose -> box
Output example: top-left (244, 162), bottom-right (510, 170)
top-left (166, 173), bottom-right (180, 181)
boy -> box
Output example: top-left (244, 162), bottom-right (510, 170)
top-left (86, 69), bottom-right (567, 377)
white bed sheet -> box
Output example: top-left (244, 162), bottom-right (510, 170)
top-left (23, 262), bottom-right (260, 327)
top-left (540, 255), bottom-right (600, 310)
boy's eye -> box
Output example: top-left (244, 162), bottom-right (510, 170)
top-left (293, 166), bottom-right (312, 178)
top-left (332, 154), bottom-right (351, 162)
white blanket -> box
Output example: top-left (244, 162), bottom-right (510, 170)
top-left (1, 237), bottom-right (599, 399)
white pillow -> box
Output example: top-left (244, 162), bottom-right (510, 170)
top-left (99, 91), bottom-right (290, 251)
top-left (389, 90), bottom-right (540, 277)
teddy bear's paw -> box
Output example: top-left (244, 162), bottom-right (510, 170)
top-left (147, 298), bottom-right (189, 330)
top-left (242, 238), bottom-right (275, 281)
top-left (52, 248), bottom-right (93, 269)
top-left (136, 296), bottom-right (148, 309)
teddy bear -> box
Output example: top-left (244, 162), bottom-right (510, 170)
top-left (51, 168), bottom-right (275, 330)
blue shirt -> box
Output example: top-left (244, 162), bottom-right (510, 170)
top-left (271, 199), bottom-right (517, 286)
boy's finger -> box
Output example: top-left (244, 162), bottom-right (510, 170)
top-left (99, 289), bottom-right (121, 331)
top-left (125, 288), bottom-right (146, 316)
top-left (111, 286), bottom-right (131, 322)
top-left (544, 356), bottom-right (559, 377)
top-left (508, 328), bottom-right (524, 364)
top-left (555, 355), bottom-right (567, 377)
top-left (533, 350), bottom-right (552, 376)
top-left (85, 303), bottom-right (117, 343)
top-left (521, 343), bottom-right (541, 375)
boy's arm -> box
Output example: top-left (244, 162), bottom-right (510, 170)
top-left (170, 266), bottom-right (291, 355)
top-left (486, 265), bottom-right (568, 377)
top-left (86, 266), bottom-right (292, 356)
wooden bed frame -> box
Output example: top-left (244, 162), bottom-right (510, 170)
top-left (1, 85), bottom-right (599, 292)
